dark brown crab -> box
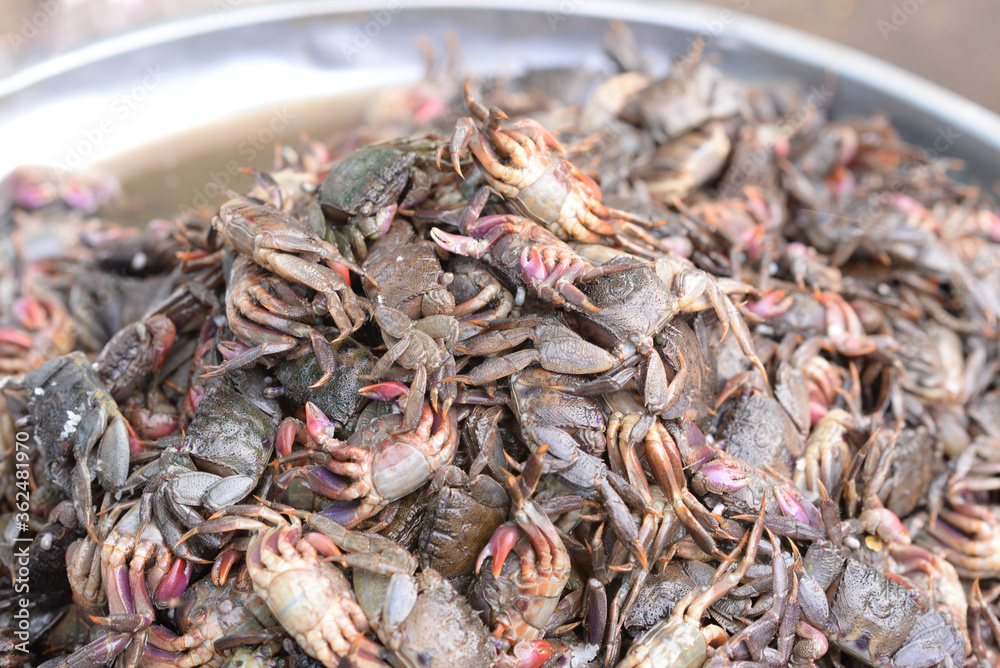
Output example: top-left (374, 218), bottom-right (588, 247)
top-left (439, 83), bottom-right (661, 251)
top-left (509, 367), bottom-right (649, 568)
top-left (432, 211), bottom-right (634, 313)
top-left (361, 220), bottom-right (457, 319)
top-left (278, 381), bottom-right (458, 529)
top-left (211, 195), bottom-right (372, 339)
top-left (418, 465), bottom-right (508, 578)
top-left (320, 135), bottom-right (452, 261)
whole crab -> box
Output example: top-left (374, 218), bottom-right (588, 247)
top-left (319, 135), bottom-right (449, 261)
top-left (179, 505), bottom-right (387, 668)
top-left (432, 212), bottom-right (634, 312)
top-left (440, 83), bottom-right (663, 252)
top-left (203, 253), bottom-right (341, 385)
top-left (278, 381), bottom-right (458, 528)
top-left (211, 195), bottom-right (371, 338)
top-left (20, 352), bottom-right (137, 536)
top-left (474, 447), bottom-right (570, 664)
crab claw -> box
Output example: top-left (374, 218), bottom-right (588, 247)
top-left (154, 558), bottom-right (194, 606)
top-left (430, 227), bottom-right (489, 259)
top-left (278, 466), bottom-right (353, 498)
top-left (0, 327), bottom-right (32, 348)
top-left (15, 297), bottom-right (47, 330)
top-left (276, 417), bottom-right (299, 458)
top-left (477, 523), bottom-right (521, 580)
top-left (212, 548), bottom-right (243, 586)
top-left (775, 486), bottom-right (812, 526)
top-left (318, 499), bottom-right (371, 530)
top-left (146, 315), bottom-right (177, 374)
top-left (697, 460), bottom-right (750, 493)
top-left (520, 247), bottom-right (548, 283)
top-left (325, 259), bottom-right (353, 287)
top-left (747, 289), bottom-right (792, 319)
top-left (358, 381), bottom-right (410, 402)
top-left (305, 402), bottom-right (337, 443)
top-left (511, 639), bottom-right (554, 668)
top-left (861, 505), bottom-right (911, 545)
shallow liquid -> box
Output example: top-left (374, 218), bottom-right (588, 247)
top-left (99, 90), bottom-right (379, 223)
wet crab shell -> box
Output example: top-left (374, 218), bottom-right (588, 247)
top-left (418, 473), bottom-right (508, 578)
top-left (180, 385), bottom-right (276, 510)
top-left (319, 144), bottom-right (415, 218)
top-left (573, 258), bottom-right (677, 357)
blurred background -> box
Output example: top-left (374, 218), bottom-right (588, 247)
top-left (2, 0), bottom-right (997, 113)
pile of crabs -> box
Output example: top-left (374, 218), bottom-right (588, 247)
top-left (4, 27), bottom-right (1000, 668)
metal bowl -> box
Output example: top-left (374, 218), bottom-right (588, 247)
top-left (2, 0), bottom-right (999, 189)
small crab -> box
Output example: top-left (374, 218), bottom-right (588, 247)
top-left (368, 305), bottom-right (459, 430)
top-left (474, 447), bottom-right (570, 659)
top-left (418, 465), bottom-right (509, 578)
top-left (510, 367), bottom-right (649, 568)
top-left (320, 135), bottom-right (448, 261)
top-left (211, 195), bottom-right (372, 338)
top-left (432, 212), bottom-right (634, 312)
top-left (279, 382), bottom-right (458, 529)
top-left (55, 502), bottom-right (197, 668)
top-left (440, 82), bottom-right (661, 250)
top-left (620, 40), bottom-right (749, 142)
top-left (178, 505), bottom-right (387, 668)
top-left (567, 255), bottom-right (764, 417)
top-left (616, 505), bottom-right (767, 668)
top-left (361, 221), bottom-right (457, 319)
top-left (21, 352), bottom-right (137, 536)
top-left (202, 253), bottom-right (341, 385)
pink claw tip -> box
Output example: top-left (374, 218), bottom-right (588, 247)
top-left (0, 327), bottom-right (33, 349)
top-left (465, 214), bottom-right (513, 239)
top-left (775, 486), bottom-right (811, 526)
top-left (325, 260), bottom-right (352, 286)
top-left (477, 524), bottom-right (521, 580)
top-left (15, 297), bottom-right (46, 330)
top-left (430, 228), bottom-right (478, 257)
top-left (305, 402), bottom-right (336, 442)
top-left (375, 204), bottom-right (397, 237)
top-left (520, 247), bottom-right (548, 282)
top-left (414, 97), bottom-right (448, 125)
top-left (698, 461), bottom-right (750, 493)
top-left (797, 621), bottom-right (828, 653)
top-left (512, 640), bottom-right (554, 668)
top-left (276, 418), bottom-right (299, 458)
top-left (358, 381), bottom-right (409, 402)
top-left (188, 386), bottom-right (206, 413)
top-left (155, 558), bottom-right (193, 606)
top-left (866, 507), bottom-right (911, 544)
top-left (217, 340), bottom-right (252, 361)
top-left (747, 290), bottom-right (791, 319)
top-left (808, 401), bottom-right (828, 426)
top-left (126, 422), bottom-right (145, 456)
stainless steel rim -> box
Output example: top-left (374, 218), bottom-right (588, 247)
top-left (3, 0), bottom-right (998, 179)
